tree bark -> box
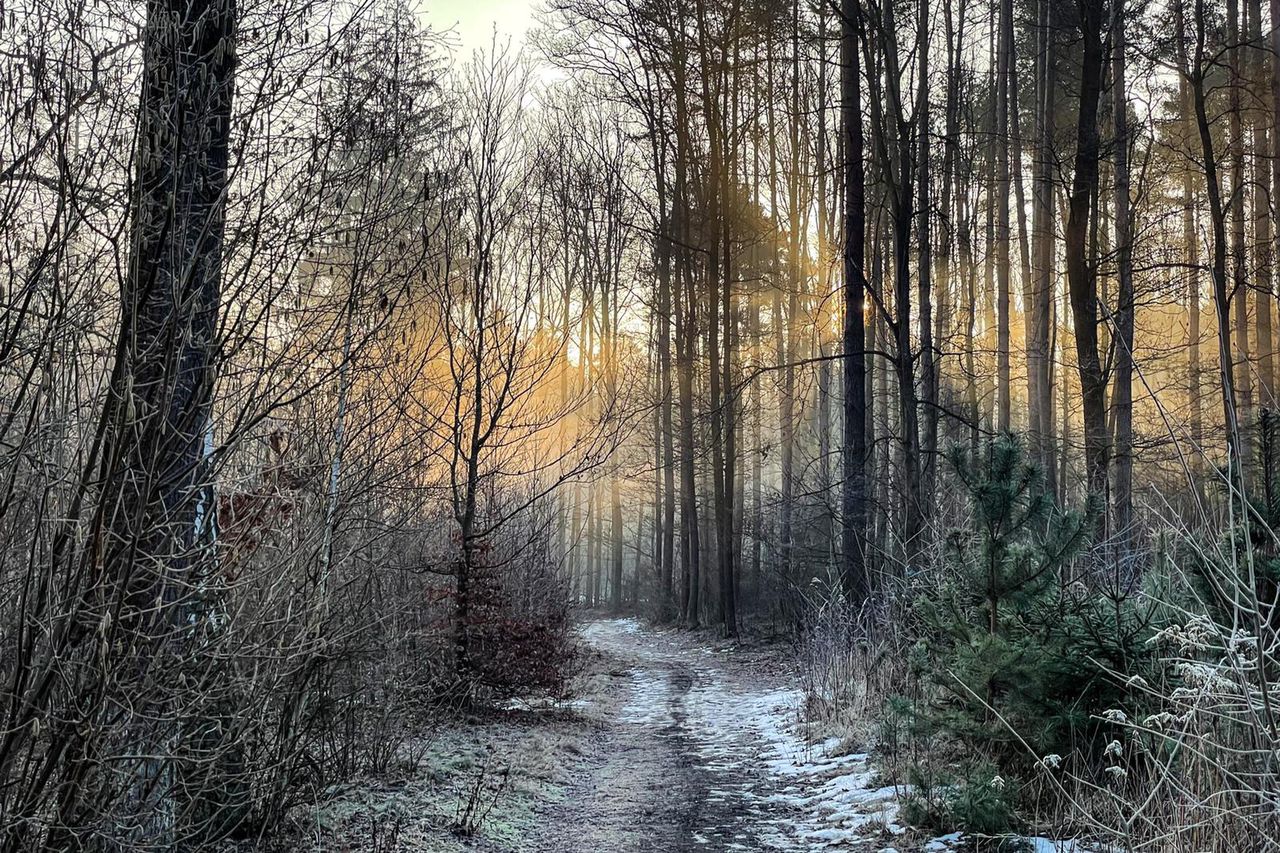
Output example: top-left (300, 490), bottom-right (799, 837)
top-left (1111, 0), bottom-right (1136, 556)
top-left (1031, 0), bottom-right (1057, 493)
top-left (1065, 0), bottom-right (1109, 509)
top-left (1229, 0), bottom-right (1252, 445)
top-left (79, 0), bottom-right (237, 839)
top-left (995, 0), bottom-right (1012, 432)
top-left (916, 0), bottom-right (936, 526)
top-left (841, 0), bottom-right (868, 606)
top-left (1187, 0), bottom-right (1245, 476)
top-left (1249, 0), bottom-right (1273, 405)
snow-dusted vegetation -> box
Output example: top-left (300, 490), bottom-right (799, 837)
top-left (3, 0), bottom-right (1278, 847)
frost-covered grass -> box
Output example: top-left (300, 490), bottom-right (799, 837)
top-left (282, 709), bottom-right (590, 852)
top-left (273, 631), bottom-right (614, 852)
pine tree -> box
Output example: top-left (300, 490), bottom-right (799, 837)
top-left (902, 435), bottom-right (1159, 835)
top-left (913, 435), bottom-right (1131, 760)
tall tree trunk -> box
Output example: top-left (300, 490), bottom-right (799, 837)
top-left (69, 0), bottom-right (237, 840)
top-left (1008, 0), bottom-right (1037, 451)
top-left (938, 0), bottom-right (963, 461)
top-left (1031, 0), bottom-right (1057, 492)
top-left (1065, 0), bottom-right (1109, 510)
top-left (841, 0), bottom-right (869, 605)
top-left (1249, 0), bottom-right (1273, 406)
top-left (718, 6), bottom-right (739, 637)
top-left (766, 38), bottom-right (796, 591)
top-left (750, 97), bottom-right (764, 602)
top-left (694, 0), bottom-right (736, 636)
top-left (1229, 0), bottom-right (1251, 442)
top-left (607, 241), bottom-right (624, 612)
top-left (671, 37), bottom-right (702, 628)
top-left (977, 4), bottom-right (997, 435)
top-left (916, 0), bottom-right (936, 526)
top-left (816, 0), bottom-right (835, 574)
top-left (784, 19), bottom-right (801, 597)
top-left (1111, 0), bottom-right (1136, 556)
top-left (1177, 18), bottom-right (1203, 457)
top-left (1187, 0), bottom-right (1245, 477)
top-left (678, 271), bottom-right (701, 627)
top-left (995, 0), bottom-right (1012, 432)
top-left (1270, 0), bottom-right (1280, 414)
top-left (103, 0), bottom-right (236, 636)
top-left (654, 131), bottom-right (677, 619)
top-left (875, 0), bottom-right (924, 565)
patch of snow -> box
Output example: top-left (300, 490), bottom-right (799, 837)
top-left (675, 654), bottom-right (906, 848)
top-left (924, 832), bottom-right (1105, 852)
top-left (1022, 838), bottom-right (1101, 853)
top-left (497, 695), bottom-right (588, 712)
top-left (924, 832), bottom-right (965, 850)
top-left (577, 620), bottom-right (1099, 852)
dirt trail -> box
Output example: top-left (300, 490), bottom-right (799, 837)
top-left (528, 619), bottom-right (900, 852)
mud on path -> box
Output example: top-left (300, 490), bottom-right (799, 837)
top-left (528, 619), bottom-right (903, 852)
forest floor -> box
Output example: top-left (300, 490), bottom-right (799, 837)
top-left (524, 617), bottom-right (907, 852)
top-left (291, 618), bottom-right (1061, 851)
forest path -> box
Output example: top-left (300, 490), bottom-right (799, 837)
top-left (527, 618), bottom-right (903, 852)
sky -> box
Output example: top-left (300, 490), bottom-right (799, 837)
top-left (421, 0), bottom-right (539, 55)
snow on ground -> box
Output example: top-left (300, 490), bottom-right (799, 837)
top-left (579, 618), bottom-right (908, 850)
top-left (292, 618), bottom-right (1112, 852)
top-left (577, 618), bottom-right (1108, 853)
top-left (685, 681), bottom-right (906, 848)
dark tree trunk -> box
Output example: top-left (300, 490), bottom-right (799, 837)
top-left (103, 0), bottom-right (236, 626)
top-left (1249, 0), bottom-right (1273, 405)
top-left (62, 0), bottom-right (237, 841)
top-left (995, 0), bottom-right (1012, 432)
top-left (1186, 0), bottom-right (1245, 476)
top-left (1031, 0), bottom-right (1057, 492)
top-left (916, 0), bottom-right (936, 528)
top-left (1065, 0), bottom-right (1109, 508)
top-left (1271, 0), bottom-right (1280, 415)
top-left (840, 0), bottom-right (868, 606)
top-left (1228, 0), bottom-right (1252, 450)
top-left (1111, 0), bottom-right (1136, 557)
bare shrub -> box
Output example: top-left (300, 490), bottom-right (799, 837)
top-left (452, 748), bottom-right (513, 837)
top-left (797, 576), bottom-right (912, 739)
